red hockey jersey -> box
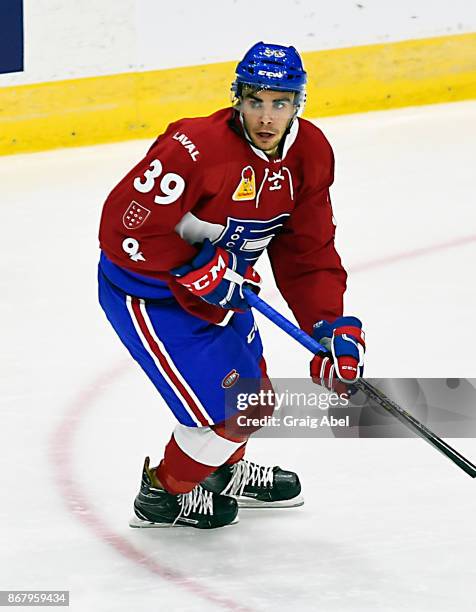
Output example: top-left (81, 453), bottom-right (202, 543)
top-left (98, 108), bottom-right (347, 334)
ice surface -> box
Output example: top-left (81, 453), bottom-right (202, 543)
top-left (1, 101), bottom-right (475, 611)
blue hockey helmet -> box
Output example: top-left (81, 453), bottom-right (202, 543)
top-left (232, 42), bottom-right (307, 99)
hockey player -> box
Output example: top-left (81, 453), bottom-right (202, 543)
top-left (98, 42), bottom-right (365, 529)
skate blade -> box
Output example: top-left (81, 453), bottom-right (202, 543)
top-left (236, 494), bottom-right (304, 509)
top-left (128, 515), bottom-right (240, 529)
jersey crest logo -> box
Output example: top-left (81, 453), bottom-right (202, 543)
top-left (123, 201), bottom-right (151, 230)
top-left (213, 214), bottom-right (290, 263)
top-left (221, 369), bottom-right (239, 389)
top-left (232, 166), bottom-right (256, 202)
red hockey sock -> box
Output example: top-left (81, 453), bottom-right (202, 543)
top-left (225, 444), bottom-right (247, 465)
top-left (156, 435), bottom-right (217, 494)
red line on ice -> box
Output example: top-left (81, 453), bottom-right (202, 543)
top-left (49, 361), bottom-right (252, 612)
top-left (50, 232), bottom-right (475, 608)
top-left (260, 233), bottom-right (476, 301)
top-left (350, 233), bottom-right (476, 273)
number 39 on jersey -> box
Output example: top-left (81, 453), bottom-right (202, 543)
top-left (133, 159), bottom-right (186, 205)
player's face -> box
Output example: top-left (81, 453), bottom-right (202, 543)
top-left (240, 90), bottom-right (296, 157)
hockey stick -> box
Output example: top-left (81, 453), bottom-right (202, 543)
top-left (243, 287), bottom-right (476, 479)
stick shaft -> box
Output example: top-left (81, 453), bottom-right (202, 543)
top-left (244, 289), bottom-right (325, 353)
top-left (355, 379), bottom-right (476, 478)
top-left (244, 288), bottom-right (476, 478)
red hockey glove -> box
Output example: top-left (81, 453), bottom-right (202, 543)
top-left (310, 316), bottom-right (365, 393)
top-left (171, 239), bottom-right (261, 310)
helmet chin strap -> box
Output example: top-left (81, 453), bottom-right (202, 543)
top-left (238, 112), bottom-right (255, 146)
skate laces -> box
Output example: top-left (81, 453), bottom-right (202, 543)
top-left (223, 460), bottom-right (274, 496)
top-left (175, 486), bottom-right (214, 525)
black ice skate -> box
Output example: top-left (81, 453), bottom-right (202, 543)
top-left (201, 459), bottom-right (304, 508)
top-left (129, 457), bottom-right (239, 529)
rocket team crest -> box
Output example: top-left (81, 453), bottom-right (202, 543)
top-left (123, 201), bottom-right (151, 230)
top-left (232, 166), bottom-right (256, 201)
